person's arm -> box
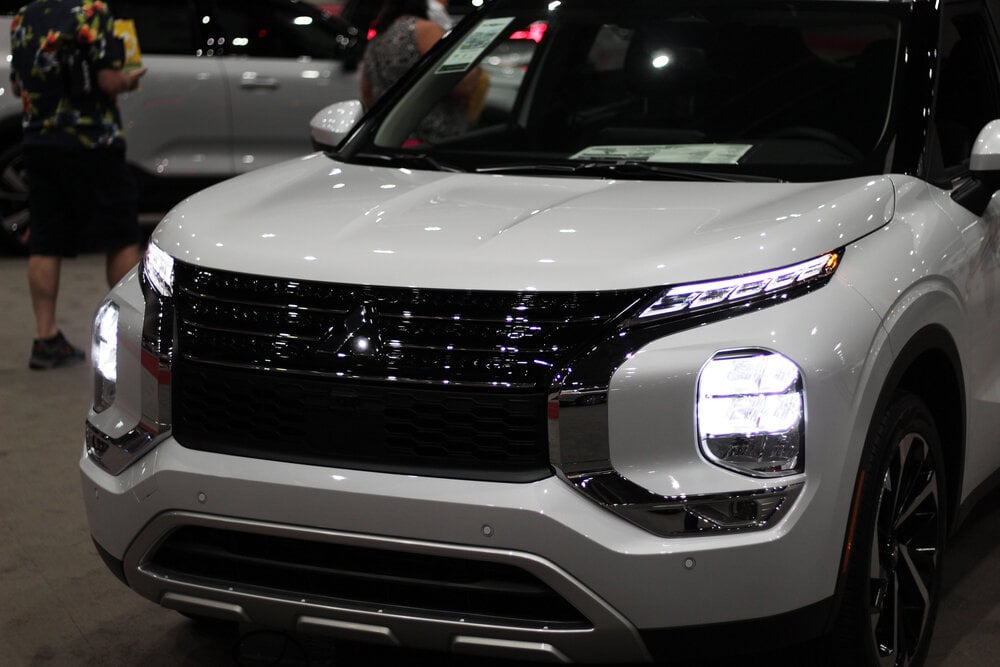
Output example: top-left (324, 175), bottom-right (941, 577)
top-left (97, 66), bottom-right (147, 96)
top-left (414, 19), bottom-right (445, 54)
top-left (84, 4), bottom-right (146, 97)
top-left (413, 19), bottom-right (480, 99)
top-left (360, 63), bottom-right (375, 109)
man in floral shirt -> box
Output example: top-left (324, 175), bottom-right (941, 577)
top-left (10, 0), bottom-right (146, 369)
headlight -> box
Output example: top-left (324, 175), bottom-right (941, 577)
top-left (92, 300), bottom-right (119, 412)
top-left (697, 350), bottom-right (804, 477)
top-left (639, 250), bottom-right (841, 319)
top-left (143, 242), bottom-right (174, 297)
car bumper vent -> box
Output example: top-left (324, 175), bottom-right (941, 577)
top-left (147, 525), bottom-right (592, 631)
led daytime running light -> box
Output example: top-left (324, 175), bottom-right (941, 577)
top-left (143, 242), bottom-right (175, 297)
top-left (640, 251), bottom-right (841, 319)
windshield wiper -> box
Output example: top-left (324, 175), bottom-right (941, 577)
top-left (476, 161), bottom-right (782, 183)
top-left (353, 151), bottom-right (465, 173)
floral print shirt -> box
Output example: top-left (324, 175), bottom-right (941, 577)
top-left (9, 0), bottom-right (125, 149)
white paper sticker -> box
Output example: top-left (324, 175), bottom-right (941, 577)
top-left (571, 144), bottom-right (753, 164)
top-left (437, 17), bottom-right (516, 74)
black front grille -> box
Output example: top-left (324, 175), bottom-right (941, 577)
top-left (149, 526), bottom-right (591, 630)
top-left (171, 262), bottom-right (650, 480)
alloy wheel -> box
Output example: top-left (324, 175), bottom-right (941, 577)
top-left (868, 431), bottom-right (942, 667)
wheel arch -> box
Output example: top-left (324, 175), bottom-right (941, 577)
top-left (880, 324), bottom-right (965, 531)
top-left (827, 323), bottom-right (964, 635)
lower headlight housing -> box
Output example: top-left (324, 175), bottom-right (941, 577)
top-left (697, 350), bottom-right (804, 477)
top-left (92, 300), bottom-right (119, 412)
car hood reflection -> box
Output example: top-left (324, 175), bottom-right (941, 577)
top-left (153, 157), bottom-right (894, 291)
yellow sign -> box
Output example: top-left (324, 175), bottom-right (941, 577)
top-left (113, 19), bottom-right (142, 70)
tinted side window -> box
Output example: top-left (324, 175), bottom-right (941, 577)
top-left (214, 0), bottom-right (349, 59)
top-left (934, 2), bottom-right (1000, 171)
top-left (112, 0), bottom-right (197, 55)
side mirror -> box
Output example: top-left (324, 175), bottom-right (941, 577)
top-left (310, 100), bottom-right (364, 151)
top-left (970, 119), bottom-right (1000, 171)
top-left (952, 119), bottom-right (1000, 216)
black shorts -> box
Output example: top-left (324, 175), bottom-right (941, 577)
top-left (23, 145), bottom-right (140, 257)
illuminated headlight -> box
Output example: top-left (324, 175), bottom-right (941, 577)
top-left (697, 350), bottom-right (804, 477)
top-left (143, 242), bottom-right (174, 297)
top-left (639, 251), bottom-right (840, 319)
top-left (92, 300), bottom-right (119, 412)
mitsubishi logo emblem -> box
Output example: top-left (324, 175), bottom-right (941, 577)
top-left (316, 302), bottom-right (381, 358)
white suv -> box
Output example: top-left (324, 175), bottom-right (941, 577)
top-left (82, 1), bottom-right (1000, 664)
top-left (0, 0), bottom-right (361, 250)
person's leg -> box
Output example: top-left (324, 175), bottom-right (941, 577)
top-left (96, 148), bottom-right (141, 287)
top-left (23, 146), bottom-right (86, 369)
top-left (107, 242), bottom-right (140, 286)
top-left (27, 254), bottom-right (61, 340)
top-left (26, 252), bottom-right (83, 370)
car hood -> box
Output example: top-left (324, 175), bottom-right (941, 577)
top-left (153, 154), bottom-right (894, 291)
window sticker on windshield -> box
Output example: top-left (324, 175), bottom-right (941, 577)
top-left (571, 144), bottom-right (754, 164)
top-left (437, 18), bottom-right (516, 74)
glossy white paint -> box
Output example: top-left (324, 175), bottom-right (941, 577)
top-left (153, 156), bottom-right (894, 291)
top-left (88, 158), bottom-right (1000, 638)
top-left (119, 55), bottom-right (231, 176)
top-left (310, 99), bottom-right (364, 147)
top-left (220, 56), bottom-right (360, 173)
top-left (70, 2), bottom-right (1000, 657)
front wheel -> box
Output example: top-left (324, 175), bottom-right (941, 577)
top-left (833, 392), bottom-right (948, 667)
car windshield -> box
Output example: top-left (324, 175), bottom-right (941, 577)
top-left (345, 0), bottom-right (908, 182)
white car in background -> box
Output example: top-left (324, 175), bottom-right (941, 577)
top-left (0, 0), bottom-right (361, 251)
top-left (83, 0), bottom-right (1000, 665)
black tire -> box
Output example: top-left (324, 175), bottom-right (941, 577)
top-left (832, 392), bottom-right (948, 666)
top-left (0, 142), bottom-right (30, 256)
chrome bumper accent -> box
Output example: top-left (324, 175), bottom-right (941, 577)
top-left (123, 512), bottom-right (652, 664)
top-left (87, 276), bottom-right (175, 475)
top-left (550, 389), bottom-right (802, 536)
top-left (85, 421), bottom-right (169, 476)
top-left (567, 469), bottom-right (802, 536)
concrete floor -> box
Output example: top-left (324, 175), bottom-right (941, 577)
top-left (1, 252), bottom-right (999, 667)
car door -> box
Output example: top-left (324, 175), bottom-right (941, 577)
top-left (111, 0), bottom-right (232, 177)
top-left (211, 0), bottom-right (361, 173)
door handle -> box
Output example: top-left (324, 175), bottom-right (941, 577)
top-left (240, 76), bottom-right (280, 90)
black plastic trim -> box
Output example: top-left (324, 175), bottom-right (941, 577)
top-left (639, 596), bottom-right (834, 662)
top-left (92, 536), bottom-right (128, 586)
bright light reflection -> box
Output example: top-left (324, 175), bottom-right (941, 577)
top-left (651, 53), bottom-right (671, 68)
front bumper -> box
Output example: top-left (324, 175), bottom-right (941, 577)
top-left (82, 266), bottom-right (886, 663)
top-left (86, 435), bottom-right (835, 663)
